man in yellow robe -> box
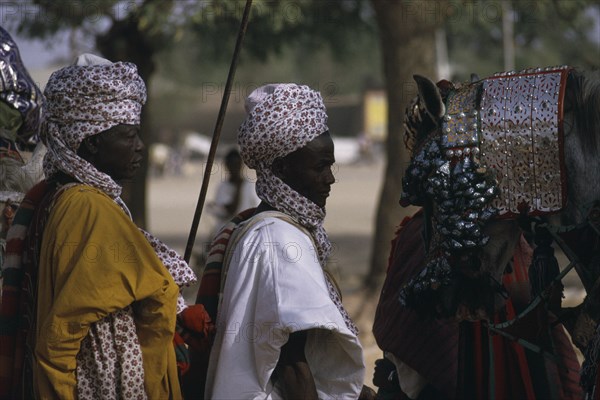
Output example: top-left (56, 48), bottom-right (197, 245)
top-left (35, 185), bottom-right (181, 399)
top-left (2, 54), bottom-right (197, 399)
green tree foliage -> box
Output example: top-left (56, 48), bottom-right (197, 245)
top-left (510, 0), bottom-right (599, 69)
top-left (445, 0), bottom-right (599, 80)
top-left (187, 0), bottom-right (373, 61)
top-left (156, 0), bottom-right (380, 94)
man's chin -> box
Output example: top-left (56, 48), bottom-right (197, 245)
top-left (126, 164), bottom-right (143, 178)
top-left (114, 171), bottom-right (138, 183)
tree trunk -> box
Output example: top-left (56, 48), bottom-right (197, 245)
top-left (366, 0), bottom-right (445, 289)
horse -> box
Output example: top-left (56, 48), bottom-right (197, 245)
top-left (379, 66), bottom-right (600, 398)
top-left (398, 66), bottom-right (599, 318)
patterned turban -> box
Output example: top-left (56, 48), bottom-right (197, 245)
top-left (239, 83), bottom-right (328, 168)
top-left (42, 54), bottom-right (147, 198)
top-left (238, 83), bottom-right (331, 265)
top-left (0, 26), bottom-right (43, 145)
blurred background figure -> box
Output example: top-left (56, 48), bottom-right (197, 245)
top-left (207, 147), bottom-right (259, 232)
top-left (190, 148), bottom-right (259, 271)
top-left (357, 131), bottom-right (374, 164)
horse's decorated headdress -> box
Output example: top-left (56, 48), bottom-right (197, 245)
top-left (400, 66), bottom-right (572, 316)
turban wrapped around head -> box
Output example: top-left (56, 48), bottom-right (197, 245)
top-left (42, 54), bottom-right (147, 198)
top-left (0, 26), bottom-right (43, 145)
top-left (238, 83), bottom-right (332, 265)
top-left (238, 83), bottom-right (328, 170)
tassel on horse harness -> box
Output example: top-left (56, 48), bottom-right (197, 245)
top-left (528, 225), bottom-right (561, 299)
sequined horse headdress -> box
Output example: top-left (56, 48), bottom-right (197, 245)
top-left (400, 66), bottom-right (571, 311)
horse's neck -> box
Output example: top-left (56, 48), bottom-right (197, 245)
top-left (562, 113), bottom-right (600, 225)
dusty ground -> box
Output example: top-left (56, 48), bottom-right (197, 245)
top-left (148, 157), bottom-right (586, 388)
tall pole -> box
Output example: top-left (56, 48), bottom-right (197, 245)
top-left (502, 0), bottom-right (515, 71)
top-left (435, 28), bottom-right (451, 80)
top-left (184, 0), bottom-right (253, 263)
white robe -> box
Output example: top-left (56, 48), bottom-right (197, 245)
top-left (205, 215), bottom-right (364, 399)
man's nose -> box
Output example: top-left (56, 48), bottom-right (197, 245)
top-left (135, 135), bottom-right (145, 152)
top-left (325, 168), bottom-right (335, 185)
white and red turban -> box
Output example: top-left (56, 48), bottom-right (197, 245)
top-left (42, 54), bottom-right (147, 198)
top-left (238, 83), bottom-right (331, 265)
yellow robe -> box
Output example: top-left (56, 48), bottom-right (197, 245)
top-left (34, 185), bottom-right (181, 399)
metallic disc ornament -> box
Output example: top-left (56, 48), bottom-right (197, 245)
top-left (0, 26), bottom-right (43, 144)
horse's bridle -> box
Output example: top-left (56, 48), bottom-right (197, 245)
top-left (484, 201), bottom-right (600, 365)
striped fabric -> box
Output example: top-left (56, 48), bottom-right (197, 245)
top-left (0, 181), bottom-right (52, 400)
top-left (180, 208), bottom-right (256, 398)
top-left (196, 207), bottom-right (256, 322)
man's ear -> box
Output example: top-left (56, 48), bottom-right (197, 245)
top-left (80, 135), bottom-right (101, 156)
top-left (271, 157), bottom-right (287, 180)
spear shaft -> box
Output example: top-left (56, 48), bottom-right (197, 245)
top-left (184, 0), bottom-right (253, 263)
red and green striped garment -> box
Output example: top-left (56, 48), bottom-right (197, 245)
top-left (0, 181), bottom-right (53, 400)
top-left (180, 207), bottom-right (256, 398)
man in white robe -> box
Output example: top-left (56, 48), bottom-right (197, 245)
top-left (205, 84), bottom-right (367, 399)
